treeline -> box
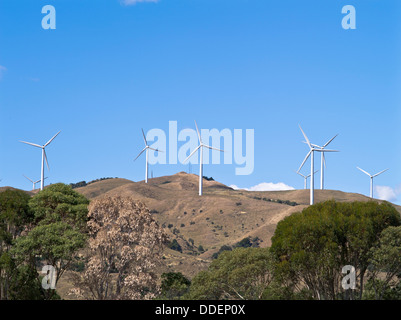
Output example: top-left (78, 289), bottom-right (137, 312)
top-left (69, 177), bottom-right (117, 189)
top-left (252, 196), bottom-right (298, 206)
top-left (159, 201), bottom-right (401, 300)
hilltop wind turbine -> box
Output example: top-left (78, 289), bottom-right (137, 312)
top-left (134, 129), bottom-right (162, 183)
top-left (298, 125), bottom-right (339, 205)
top-left (20, 131), bottom-right (61, 191)
top-left (184, 121), bottom-right (224, 196)
top-left (295, 170), bottom-right (318, 190)
top-left (357, 167), bottom-right (389, 199)
top-left (304, 134), bottom-right (339, 190)
top-left (23, 175), bottom-right (47, 191)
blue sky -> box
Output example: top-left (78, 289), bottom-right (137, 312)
top-left (0, 0), bottom-right (400, 204)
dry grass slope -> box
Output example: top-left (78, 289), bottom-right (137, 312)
top-left (74, 172), bottom-right (401, 280)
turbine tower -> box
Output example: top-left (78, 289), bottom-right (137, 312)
top-left (357, 167), bottom-right (389, 198)
top-left (306, 134), bottom-right (338, 190)
top-left (20, 131), bottom-right (61, 191)
top-left (23, 175), bottom-right (47, 191)
top-left (184, 121), bottom-right (224, 196)
top-left (295, 170), bottom-right (318, 189)
top-left (134, 129), bottom-right (162, 183)
top-left (298, 125), bottom-right (338, 205)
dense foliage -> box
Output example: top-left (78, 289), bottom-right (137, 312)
top-left (0, 185), bottom-right (89, 300)
top-left (270, 200), bottom-right (401, 300)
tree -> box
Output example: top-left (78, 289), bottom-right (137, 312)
top-left (28, 183), bottom-right (89, 231)
top-left (0, 189), bottom-right (34, 300)
top-left (70, 196), bottom-right (168, 300)
top-left (270, 200), bottom-right (401, 300)
top-left (364, 226), bottom-right (401, 299)
top-left (13, 183), bottom-right (89, 300)
top-left (159, 272), bottom-right (191, 300)
top-left (186, 247), bottom-right (275, 300)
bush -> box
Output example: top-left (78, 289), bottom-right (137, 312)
top-left (160, 272), bottom-right (191, 300)
top-left (168, 239), bottom-right (182, 252)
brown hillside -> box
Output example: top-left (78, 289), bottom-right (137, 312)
top-left (73, 172), bottom-right (401, 280)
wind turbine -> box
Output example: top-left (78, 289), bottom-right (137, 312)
top-left (298, 125), bottom-right (339, 205)
top-left (23, 175), bottom-right (47, 191)
top-left (295, 170), bottom-right (318, 189)
top-left (184, 121), bottom-right (224, 196)
top-left (304, 134), bottom-right (339, 190)
top-left (20, 131), bottom-right (61, 191)
top-left (357, 167), bottom-right (389, 199)
top-left (134, 129), bottom-right (162, 183)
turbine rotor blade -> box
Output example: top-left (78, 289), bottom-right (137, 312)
top-left (323, 134), bottom-right (338, 148)
top-left (148, 147), bottom-right (163, 152)
top-left (23, 175), bottom-right (34, 183)
top-left (357, 167), bottom-right (372, 177)
top-left (373, 168), bottom-right (389, 178)
top-left (298, 150), bottom-right (312, 173)
top-left (303, 141), bottom-right (322, 148)
top-left (141, 128), bottom-right (148, 146)
top-left (194, 121), bottom-right (202, 144)
top-left (44, 131), bottom-right (61, 147)
top-left (295, 170), bottom-right (306, 178)
top-left (315, 149), bottom-right (339, 153)
top-left (44, 150), bottom-right (50, 171)
top-left (204, 145), bottom-right (224, 152)
top-left (299, 125), bottom-right (311, 149)
top-left (134, 147), bottom-right (147, 161)
top-left (184, 145), bottom-right (201, 163)
top-left (20, 141), bottom-right (42, 148)
top-left (323, 153), bottom-right (326, 168)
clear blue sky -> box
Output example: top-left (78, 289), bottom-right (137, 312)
top-left (0, 0), bottom-right (400, 204)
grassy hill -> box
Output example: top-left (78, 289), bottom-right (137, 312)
top-left (74, 172), bottom-right (401, 279)
top-left (3, 173), bottom-right (401, 299)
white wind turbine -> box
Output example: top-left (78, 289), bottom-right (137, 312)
top-left (357, 167), bottom-right (389, 199)
top-left (20, 131), bottom-right (61, 191)
top-left (298, 125), bottom-right (339, 205)
top-left (295, 170), bottom-right (318, 190)
top-left (184, 121), bottom-right (224, 196)
top-left (134, 129), bottom-right (162, 183)
top-left (304, 134), bottom-right (339, 190)
top-left (23, 175), bottom-right (48, 191)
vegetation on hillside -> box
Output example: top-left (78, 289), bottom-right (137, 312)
top-left (172, 200), bottom-right (401, 300)
top-left (2, 184), bottom-right (401, 301)
top-left (69, 177), bottom-right (117, 189)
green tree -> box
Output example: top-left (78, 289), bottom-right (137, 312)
top-left (28, 183), bottom-right (89, 230)
top-left (364, 226), bottom-right (401, 300)
top-left (186, 247), bottom-right (274, 300)
top-left (0, 189), bottom-right (35, 300)
top-left (271, 200), bottom-right (401, 300)
top-left (13, 183), bottom-right (89, 300)
top-left (159, 272), bottom-right (191, 300)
